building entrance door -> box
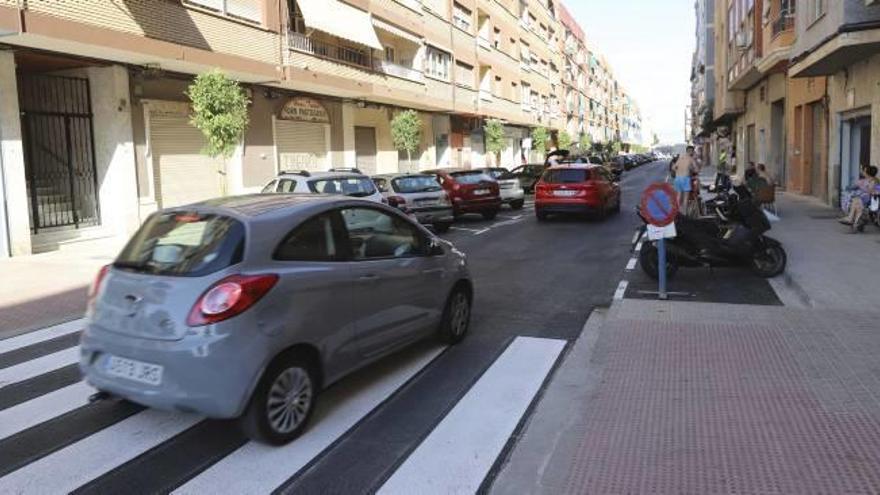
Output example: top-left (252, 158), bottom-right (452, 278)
top-left (840, 115), bottom-right (872, 200)
top-left (354, 126), bottom-right (377, 175)
top-left (18, 74), bottom-right (100, 233)
top-left (809, 102), bottom-right (827, 200)
top-left (770, 99), bottom-right (785, 185)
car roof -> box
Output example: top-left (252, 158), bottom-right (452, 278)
top-left (372, 172), bottom-right (434, 179)
top-left (547, 163), bottom-right (603, 170)
top-left (277, 171), bottom-right (365, 180)
top-left (182, 193), bottom-right (342, 218)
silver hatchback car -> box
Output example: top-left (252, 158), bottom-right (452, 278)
top-left (80, 194), bottom-right (472, 445)
top-left (372, 173), bottom-right (455, 232)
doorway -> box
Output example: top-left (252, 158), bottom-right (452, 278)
top-left (770, 99), bottom-right (785, 185)
top-left (840, 114), bottom-right (872, 200)
top-left (354, 126), bottom-right (377, 175)
top-left (809, 102), bottom-right (826, 200)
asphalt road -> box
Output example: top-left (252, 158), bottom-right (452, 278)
top-left (0, 161), bottom-right (781, 493)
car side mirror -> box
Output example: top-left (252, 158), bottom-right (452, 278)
top-left (428, 238), bottom-right (445, 256)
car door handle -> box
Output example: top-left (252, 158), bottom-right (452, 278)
top-left (421, 268), bottom-right (444, 275)
top-left (358, 274), bottom-right (379, 282)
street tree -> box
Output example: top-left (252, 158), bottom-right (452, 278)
top-left (391, 109), bottom-right (422, 171)
top-left (531, 126), bottom-right (549, 156)
top-left (557, 130), bottom-right (573, 151)
top-left (579, 133), bottom-right (591, 153)
top-left (484, 118), bottom-right (506, 166)
top-left (186, 70), bottom-right (250, 159)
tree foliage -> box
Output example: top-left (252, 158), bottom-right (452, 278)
top-left (484, 118), bottom-right (507, 157)
top-left (390, 110), bottom-right (422, 161)
top-left (531, 126), bottom-right (549, 155)
top-left (557, 131), bottom-right (573, 151)
top-left (579, 133), bottom-right (591, 151)
top-left (186, 70), bottom-right (250, 158)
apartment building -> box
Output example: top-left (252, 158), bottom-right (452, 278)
top-left (691, 0), bottom-right (716, 162)
top-left (0, 0), bottom-right (638, 257)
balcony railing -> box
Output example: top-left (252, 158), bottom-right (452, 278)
top-left (373, 59), bottom-right (424, 83)
top-left (772, 12), bottom-right (795, 37)
top-left (289, 32), bottom-right (372, 69)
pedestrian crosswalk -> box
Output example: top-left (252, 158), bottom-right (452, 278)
top-left (0, 320), bottom-right (566, 494)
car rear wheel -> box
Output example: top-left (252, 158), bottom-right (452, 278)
top-left (535, 208), bottom-right (548, 221)
top-left (240, 353), bottom-right (318, 445)
top-left (437, 286), bottom-right (471, 345)
top-left (510, 199), bottom-right (525, 210)
top-left (433, 221), bottom-right (452, 233)
top-left (482, 209), bottom-right (499, 220)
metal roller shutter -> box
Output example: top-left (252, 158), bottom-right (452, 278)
top-left (275, 120), bottom-right (328, 172)
top-left (149, 104), bottom-right (223, 208)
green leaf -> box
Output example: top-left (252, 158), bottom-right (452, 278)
top-left (186, 70), bottom-right (250, 159)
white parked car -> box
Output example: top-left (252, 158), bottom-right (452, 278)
top-left (475, 167), bottom-right (525, 209)
top-left (262, 170), bottom-right (385, 204)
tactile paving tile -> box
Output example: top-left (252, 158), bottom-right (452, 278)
top-left (561, 318), bottom-right (880, 494)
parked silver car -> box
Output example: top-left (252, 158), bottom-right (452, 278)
top-left (476, 167), bottom-right (526, 209)
top-left (79, 194), bottom-right (472, 445)
top-left (262, 170), bottom-right (385, 204)
top-left (372, 173), bottom-right (455, 232)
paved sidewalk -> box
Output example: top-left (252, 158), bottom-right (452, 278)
top-left (0, 238), bottom-right (123, 339)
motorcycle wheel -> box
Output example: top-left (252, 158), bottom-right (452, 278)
top-left (750, 244), bottom-right (787, 278)
top-left (639, 243), bottom-right (679, 280)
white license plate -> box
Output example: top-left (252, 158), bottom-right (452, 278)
top-left (105, 355), bottom-right (163, 386)
top-left (473, 189), bottom-right (490, 195)
top-left (417, 199), bottom-right (438, 206)
top-left (554, 190), bottom-right (578, 197)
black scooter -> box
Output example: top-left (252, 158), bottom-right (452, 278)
top-left (633, 185), bottom-right (787, 279)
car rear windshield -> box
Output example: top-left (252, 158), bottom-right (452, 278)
top-left (483, 168), bottom-right (516, 180)
top-left (309, 177), bottom-right (376, 197)
top-left (392, 176), bottom-right (442, 193)
top-left (542, 169), bottom-right (591, 184)
top-left (114, 212), bottom-right (245, 277)
top-left (450, 171), bottom-right (493, 184)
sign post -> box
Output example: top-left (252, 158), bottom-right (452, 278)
top-left (639, 183), bottom-right (689, 301)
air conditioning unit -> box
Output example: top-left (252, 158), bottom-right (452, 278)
top-left (735, 31), bottom-right (752, 49)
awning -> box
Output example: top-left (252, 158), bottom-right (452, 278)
top-left (298, 0), bottom-right (383, 50)
top-left (373, 17), bottom-right (421, 45)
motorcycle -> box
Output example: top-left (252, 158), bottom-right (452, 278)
top-left (633, 185), bottom-right (787, 279)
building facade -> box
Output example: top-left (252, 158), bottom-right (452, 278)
top-left (0, 0), bottom-right (639, 257)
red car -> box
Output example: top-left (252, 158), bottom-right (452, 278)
top-left (425, 168), bottom-right (502, 220)
top-left (534, 164), bottom-right (621, 220)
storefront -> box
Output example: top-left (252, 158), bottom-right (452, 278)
top-left (273, 96), bottom-right (331, 173)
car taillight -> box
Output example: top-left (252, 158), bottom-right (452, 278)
top-left (535, 183), bottom-right (549, 197)
top-left (187, 274), bottom-right (279, 326)
top-left (86, 264), bottom-right (111, 316)
top-left (388, 195), bottom-right (406, 208)
top-left (452, 183), bottom-right (461, 191)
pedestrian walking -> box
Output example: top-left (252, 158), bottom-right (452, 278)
top-left (673, 145), bottom-right (698, 208)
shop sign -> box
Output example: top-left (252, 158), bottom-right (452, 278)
top-left (279, 97), bottom-right (330, 123)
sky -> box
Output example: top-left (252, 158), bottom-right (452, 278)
top-left (566, 0), bottom-right (696, 144)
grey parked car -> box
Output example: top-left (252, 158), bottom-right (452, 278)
top-left (372, 173), bottom-right (454, 232)
top-left (79, 194), bottom-right (472, 445)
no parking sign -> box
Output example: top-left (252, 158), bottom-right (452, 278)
top-left (639, 183), bottom-right (679, 227)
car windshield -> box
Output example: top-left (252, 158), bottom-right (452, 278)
top-left (542, 169), bottom-right (591, 184)
top-left (309, 177), bottom-right (376, 197)
top-left (450, 171), bottom-right (493, 184)
top-left (483, 168), bottom-right (512, 180)
top-left (392, 176), bottom-right (442, 193)
top-left (114, 212), bottom-right (244, 277)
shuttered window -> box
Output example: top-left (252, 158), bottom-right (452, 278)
top-left (275, 120), bottom-right (328, 172)
top-left (185, 0), bottom-right (262, 23)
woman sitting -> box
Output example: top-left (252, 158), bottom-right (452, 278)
top-left (840, 165), bottom-right (879, 226)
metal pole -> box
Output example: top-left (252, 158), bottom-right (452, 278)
top-left (658, 237), bottom-right (668, 300)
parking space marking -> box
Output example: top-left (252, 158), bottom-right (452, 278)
top-left (626, 258), bottom-right (638, 271)
top-left (613, 280), bottom-right (629, 300)
top-left (448, 226), bottom-right (485, 233)
top-left (634, 241), bottom-right (643, 252)
top-left (377, 337), bottom-right (565, 495)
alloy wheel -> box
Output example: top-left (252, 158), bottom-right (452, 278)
top-left (450, 292), bottom-right (470, 336)
top-left (266, 367), bottom-right (313, 434)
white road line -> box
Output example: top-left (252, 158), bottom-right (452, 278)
top-left (175, 345), bottom-right (445, 495)
top-left (0, 319), bottom-right (84, 354)
top-left (471, 228), bottom-right (492, 236)
top-left (626, 258), bottom-right (638, 271)
top-left (613, 280), bottom-right (629, 300)
top-left (0, 409), bottom-right (202, 493)
top-left (448, 226), bottom-right (483, 233)
top-left (0, 347), bottom-right (80, 388)
top-left (377, 337), bottom-right (565, 495)
top-left (0, 381), bottom-right (94, 441)
top-left (634, 241), bottom-right (643, 252)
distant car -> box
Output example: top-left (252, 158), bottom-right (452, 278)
top-left (622, 155), bottom-right (638, 170)
top-left (372, 173), bottom-right (454, 232)
top-left (262, 170), bottom-right (385, 204)
top-left (425, 168), bottom-right (502, 220)
top-left (510, 164), bottom-right (547, 193)
top-left (474, 167), bottom-right (526, 209)
top-left (534, 164), bottom-right (621, 221)
top-left (80, 194), bottom-right (473, 445)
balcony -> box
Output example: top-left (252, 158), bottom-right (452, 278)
top-left (479, 89), bottom-right (493, 102)
top-left (289, 32), bottom-right (371, 70)
top-left (771, 11), bottom-right (795, 38)
top-left (393, 0), bottom-right (423, 13)
top-left (374, 59), bottom-right (424, 83)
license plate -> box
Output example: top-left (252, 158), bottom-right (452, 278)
top-left (473, 189), bottom-right (490, 195)
top-left (105, 355), bottom-right (163, 386)
top-left (554, 190), bottom-right (577, 197)
top-left (417, 199), bottom-right (439, 206)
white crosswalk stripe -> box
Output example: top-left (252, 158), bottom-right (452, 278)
top-left (0, 347), bottom-right (79, 388)
top-left (0, 319), bottom-right (83, 354)
top-left (0, 323), bottom-right (567, 494)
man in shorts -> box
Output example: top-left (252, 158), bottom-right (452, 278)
top-left (674, 145), bottom-right (698, 208)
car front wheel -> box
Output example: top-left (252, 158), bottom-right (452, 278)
top-left (536, 208), bottom-right (548, 221)
top-left (510, 199), bottom-right (525, 210)
top-left (240, 353), bottom-right (318, 445)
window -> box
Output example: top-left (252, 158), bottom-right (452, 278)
top-left (185, 0), bottom-right (262, 23)
top-left (341, 208), bottom-right (425, 260)
top-left (493, 28), bottom-right (501, 49)
top-left (308, 177), bottom-right (376, 197)
top-left (384, 47), bottom-right (396, 63)
top-left (455, 61), bottom-right (474, 88)
top-left (807, 0), bottom-right (825, 23)
top-left (425, 46), bottom-right (451, 80)
top-left (261, 180), bottom-right (277, 193)
top-left (274, 213), bottom-right (341, 262)
top-left (392, 176), bottom-right (442, 193)
top-left (277, 179), bottom-right (297, 193)
top-left (541, 169), bottom-right (591, 183)
top-left (453, 2), bottom-right (473, 32)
